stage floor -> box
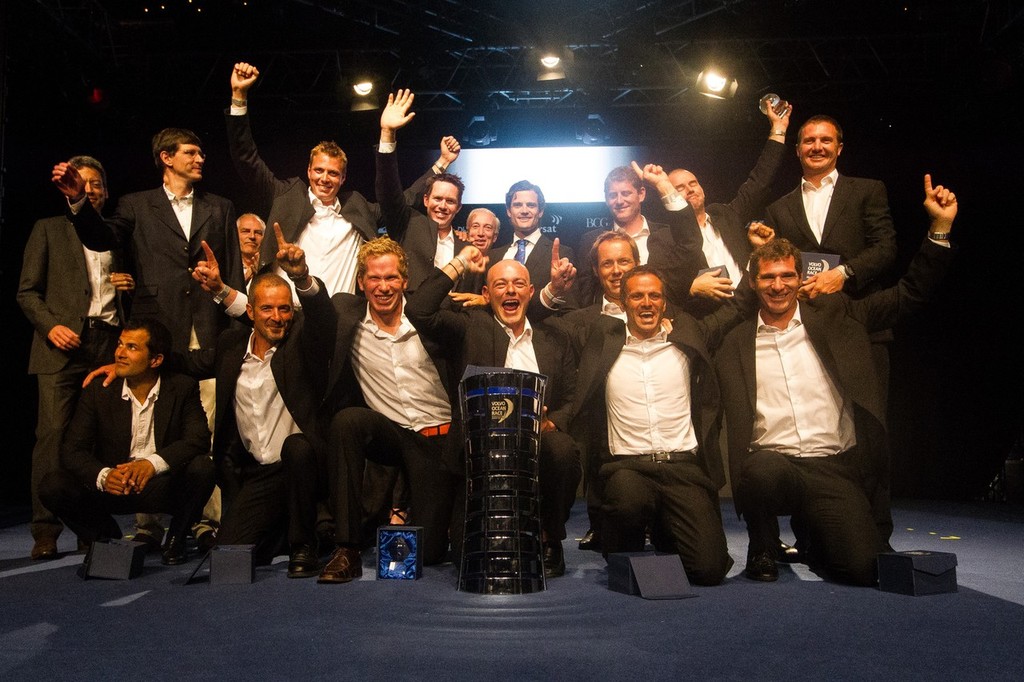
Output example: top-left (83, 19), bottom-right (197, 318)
top-left (2, 498), bottom-right (1021, 680)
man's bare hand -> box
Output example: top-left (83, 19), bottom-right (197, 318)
top-left (48, 325), bottom-right (82, 352)
top-left (549, 238), bottom-right (577, 297)
top-left (923, 173), bottom-right (957, 232)
top-left (456, 245), bottom-right (488, 274)
top-left (231, 62), bottom-right (260, 97)
top-left (273, 222), bottom-right (309, 282)
top-left (746, 221), bottom-right (775, 248)
top-left (117, 460), bottom-right (156, 494)
top-left (82, 363), bottom-right (117, 388)
top-left (192, 240), bottom-right (225, 295)
top-left (631, 161), bottom-right (674, 197)
top-left (103, 467), bottom-right (130, 495)
top-left (689, 269), bottom-right (735, 300)
top-left (439, 135), bottom-right (461, 166)
top-left (380, 89), bottom-right (415, 137)
top-left (448, 291), bottom-right (487, 308)
top-left (799, 269), bottom-right (845, 299)
top-left (110, 272), bottom-right (135, 291)
top-left (52, 162), bottom-right (85, 202)
top-left (766, 99), bottom-right (792, 132)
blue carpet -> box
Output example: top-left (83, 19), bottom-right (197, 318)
top-left (1, 499), bottom-right (1021, 680)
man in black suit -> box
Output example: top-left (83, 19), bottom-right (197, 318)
top-left (569, 261), bottom-right (742, 586)
top-left (648, 102), bottom-right (791, 316)
top-left (489, 180), bottom-right (577, 310)
top-left (573, 166), bottom-right (671, 306)
top-left (38, 319), bottom-right (214, 566)
top-left (190, 226), bottom-right (337, 577)
top-left (227, 66), bottom-right (447, 297)
top-left (19, 156), bottom-right (134, 560)
top-left (52, 131), bottom-right (243, 357)
top-left (718, 175), bottom-right (957, 585)
top-left (764, 115), bottom-right (896, 302)
top-left (317, 237), bottom-right (463, 584)
top-left (406, 250), bottom-right (581, 578)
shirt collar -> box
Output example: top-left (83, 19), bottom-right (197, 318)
top-left (120, 375), bottom-right (162, 407)
top-left (602, 298), bottom-right (624, 316)
top-left (243, 332), bottom-right (279, 362)
top-left (163, 185), bottom-right (194, 203)
top-left (757, 304), bottom-right (803, 334)
top-left (615, 216), bottom-right (651, 238)
top-left (496, 315), bottom-right (533, 344)
top-left (513, 229), bottom-right (542, 247)
top-left (625, 327), bottom-right (668, 345)
top-left (801, 169), bottom-right (839, 193)
top-left (308, 188), bottom-right (341, 213)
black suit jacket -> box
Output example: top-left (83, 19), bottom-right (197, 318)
top-left (67, 189), bottom-right (242, 354)
top-left (60, 372), bottom-right (211, 487)
top-left (224, 111), bottom-right (393, 270)
top-left (715, 238), bottom-right (955, 521)
top-left (375, 148), bottom-right (452, 292)
top-left (569, 304), bottom-right (745, 490)
top-left (406, 268), bottom-right (576, 432)
top-left (18, 215), bottom-right (130, 374)
top-left (204, 282), bottom-right (337, 467)
top-left (649, 139), bottom-right (786, 316)
top-left (765, 174), bottom-right (897, 297)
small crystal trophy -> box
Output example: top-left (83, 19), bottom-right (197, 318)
top-left (759, 93), bottom-right (790, 117)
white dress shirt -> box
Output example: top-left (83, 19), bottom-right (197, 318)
top-left (235, 338), bottom-right (301, 465)
top-left (800, 169), bottom-right (839, 245)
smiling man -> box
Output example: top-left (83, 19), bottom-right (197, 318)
top-left (375, 88), bottom-right (466, 292)
top-left (718, 175), bottom-right (957, 586)
top-left (568, 262), bottom-right (746, 586)
top-left (226, 65), bottom-right (453, 298)
top-left (38, 319), bottom-right (214, 566)
top-left (488, 180), bottom-right (577, 310)
top-left (319, 237), bottom-right (464, 583)
top-left (406, 251), bottom-right (581, 578)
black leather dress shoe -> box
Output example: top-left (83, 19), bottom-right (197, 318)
top-left (776, 540), bottom-right (804, 564)
top-left (744, 551), bottom-right (778, 582)
top-left (577, 528), bottom-right (601, 552)
top-left (318, 546), bottom-right (363, 583)
top-left (287, 544), bottom-right (320, 579)
top-left (195, 528), bottom-right (218, 554)
top-left (31, 537), bottom-right (58, 560)
top-left (161, 536), bottom-right (188, 566)
top-left (543, 541), bottom-right (565, 578)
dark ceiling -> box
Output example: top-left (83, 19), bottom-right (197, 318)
top-left (12, 0), bottom-right (1023, 121)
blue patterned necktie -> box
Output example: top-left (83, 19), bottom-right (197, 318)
top-left (515, 238), bottom-right (528, 264)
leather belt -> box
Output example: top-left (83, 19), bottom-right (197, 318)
top-left (614, 450), bottom-right (697, 463)
top-left (418, 422), bottom-right (451, 438)
top-left (85, 318), bottom-right (119, 330)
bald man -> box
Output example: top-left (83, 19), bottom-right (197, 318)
top-left (406, 250), bottom-right (581, 578)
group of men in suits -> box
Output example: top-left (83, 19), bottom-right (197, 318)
top-left (23, 56), bottom-right (961, 589)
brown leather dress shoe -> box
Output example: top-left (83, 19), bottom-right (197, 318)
top-left (318, 546), bottom-right (363, 584)
top-left (31, 537), bottom-right (58, 560)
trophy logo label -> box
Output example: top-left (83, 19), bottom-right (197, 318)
top-left (491, 398), bottom-right (515, 423)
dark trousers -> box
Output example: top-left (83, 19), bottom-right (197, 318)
top-left (39, 455), bottom-right (214, 545)
top-left (31, 325), bottom-right (120, 540)
top-left (737, 449), bottom-right (886, 586)
top-left (538, 430), bottom-right (582, 542)
top-left (327, 408), bottom-right (459, 565)
top-left (600, 455), bottom-right (732, 586)
top-left (218, 433), bottom-right (320, 564)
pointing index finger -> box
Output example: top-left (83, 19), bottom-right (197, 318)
top-left (273, 221), bottom-right (288, 249)
top-left (551, 237), bottom-right (560, 265)
top-left (201, 239), bottom-right (217, 263)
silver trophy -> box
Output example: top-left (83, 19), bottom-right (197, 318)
top-left (759, 93), bottom-right (790, 117)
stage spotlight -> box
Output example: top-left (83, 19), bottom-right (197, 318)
top-left (537, 50), bottom-right (566, 81)
top-left (465, 116), bottom-right (497, 147)
top-left (576, 113), bottom-right (608, 146)
top-left (696, 69), bottom-right (738, 99)
top-left (351, 80), bottom-right (378, 111)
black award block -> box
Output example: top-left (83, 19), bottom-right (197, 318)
top-left (210, 544), bottom-right (255, 584)
top-left (377, 526), bottom-right (423, 580)
top-left (877, 550), bottom-right (958, 596)
top-left (81, 539), bottom-right (146, 580)
top-left (607, 552), bottom-right (696, 600)
top-left (801, 252), bottom-right (841, 279)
